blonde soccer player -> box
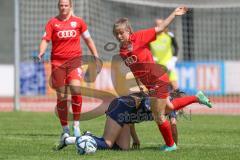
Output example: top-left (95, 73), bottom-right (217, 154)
top-left (112, 6), bottom-right (188, 151)
top-left (38, 0), bottom-right (99, 149)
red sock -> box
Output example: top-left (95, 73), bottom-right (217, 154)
top-left (158, 120), bottom-right (175, 147)
top-left (56, 99), bottom-right (68, 126)
top-left (172, 96), bottom-right (198, 111)
top-left (72, 95), bottom-right (82, 121)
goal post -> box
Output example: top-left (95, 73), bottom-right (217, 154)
top-left (14, 0), bottom-right (20, 111)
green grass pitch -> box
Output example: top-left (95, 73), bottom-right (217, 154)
top-left (0, 112), bottom-right (240, 160)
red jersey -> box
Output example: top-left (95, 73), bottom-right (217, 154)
top-left (119, 28), bottom-right (156, 77)
top-left (119, 28), bottom-right (169, 98)
top-left (42, 15), bottom-right (87, 61)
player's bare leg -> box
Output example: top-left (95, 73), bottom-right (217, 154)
top-left (115, 125), bottom-right (131, 150)
top-left (76, 116), bottom-right (128, 150)
top-left (170, 80), bottom-right (179, 91)
top-left (57, 117), bottom-right (130, 150)
top-left (103, 117), bottom-right (123, 148)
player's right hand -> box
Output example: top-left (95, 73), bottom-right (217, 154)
top-left (132, 140), bottom-right (140, 149)
top-left (38, 53), bottom-right (44, 62)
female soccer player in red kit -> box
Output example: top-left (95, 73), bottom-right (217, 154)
top-left (113, 6), bottom-right (188, 151)
top-left (38, 0), bottom-right (99, 142)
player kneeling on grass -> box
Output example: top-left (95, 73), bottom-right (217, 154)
top-left (57, 90), bottom-right (212, 151)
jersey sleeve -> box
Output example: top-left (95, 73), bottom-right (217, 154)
top-left (79, 18), bottom-right (88, 34)
top-left (135, 28), bottom-right (156, 45)
top-left (42, 20), bottom-right (53, 41)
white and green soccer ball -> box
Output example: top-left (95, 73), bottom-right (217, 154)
top-left (75, 135), bottom-right (97, 155)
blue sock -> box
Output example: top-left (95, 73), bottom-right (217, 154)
top-left (91, 136), bottom-right (109, 149)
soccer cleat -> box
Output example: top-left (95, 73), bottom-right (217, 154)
top-left (73, 126), bottom-right (81, 137)
top-left (196, 91), bottom-right (213, 108)
top-left (160, 143), bottom-right (177, 152)
top-left (54, 132), bottom-right (69, 151)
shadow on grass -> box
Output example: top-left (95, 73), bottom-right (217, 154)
top-left (139, 146), bottom-right (160, 151)
top-left (104, 146), bottom-right (161, 152)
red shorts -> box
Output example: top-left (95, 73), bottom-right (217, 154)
top-left (50, 59), bottom-right (82, 89)
top-left (131, 63), bottom-right (170, 99)
top-left (139, 73), bottom-right (170, 99)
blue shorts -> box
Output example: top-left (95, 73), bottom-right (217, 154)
top-left (168, 110), bottom-right (177, 119)
top-left (106, 96), bottom-right (153, 127)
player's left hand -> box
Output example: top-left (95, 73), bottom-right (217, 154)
top-left (174, 6), bottom-right (188, 16)
top-left (132, 140), bottom-right (140, 149)
top-left (95, 57), bottom-right (103, 74)
top-left (84, 56), bottom-right (103, 82)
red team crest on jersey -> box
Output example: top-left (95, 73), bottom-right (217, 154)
top-left (127, 43), bottom-right (133, 52)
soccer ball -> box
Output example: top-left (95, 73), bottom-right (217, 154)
top-left (75, 135), bottom-right (97, 155)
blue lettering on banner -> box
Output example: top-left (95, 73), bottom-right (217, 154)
top-left (176, 61), bottom-right (225, 95)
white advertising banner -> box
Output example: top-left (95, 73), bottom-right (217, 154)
top-left (0, 65), bottom-right (14, 96)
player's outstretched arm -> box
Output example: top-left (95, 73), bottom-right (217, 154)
top-left (155, 6), bottom-right (188, 34)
